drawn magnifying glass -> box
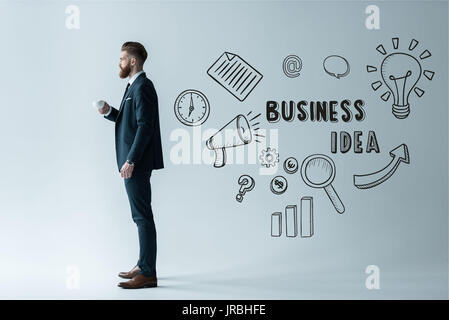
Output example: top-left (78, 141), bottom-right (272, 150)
top-left (300, 154), bottom-right (345, 214)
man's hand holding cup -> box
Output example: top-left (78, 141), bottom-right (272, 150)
top-left (94, 100), bottom-right (111, 115)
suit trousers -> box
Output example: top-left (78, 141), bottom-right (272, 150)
top-left (123, 170), bottom-right (157, 277)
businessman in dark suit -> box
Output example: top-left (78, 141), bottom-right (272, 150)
top-left (98, 41), bottom-right (164, 289)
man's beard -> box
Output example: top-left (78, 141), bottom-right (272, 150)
top-left (119, 63), bottom-right (131, 79)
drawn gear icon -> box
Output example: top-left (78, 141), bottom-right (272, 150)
top-left (259, 147), bottom-right (279, 168)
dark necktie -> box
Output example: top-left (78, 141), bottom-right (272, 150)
top-left (122, 83), bottom-right (130, 102)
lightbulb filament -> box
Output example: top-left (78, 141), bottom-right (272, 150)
top-left (388, 70), bottom-right (413, 106)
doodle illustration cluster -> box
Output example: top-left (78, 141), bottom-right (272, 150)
top-left (173, 38), bottom-right (434, 240)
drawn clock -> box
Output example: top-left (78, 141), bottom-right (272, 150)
top-left (174, 89), bottom-right (210, 126)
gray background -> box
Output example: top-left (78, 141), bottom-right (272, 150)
top-left (0, 0), bottom-right (447, 299)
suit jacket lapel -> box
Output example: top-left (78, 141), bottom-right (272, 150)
top-left (118, 86), bottom-right (132, 115)
top-left (117, 72), bottom-right (146, 120)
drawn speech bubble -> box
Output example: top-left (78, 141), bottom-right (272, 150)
top-left (323, 55), bottom-right (350, 79)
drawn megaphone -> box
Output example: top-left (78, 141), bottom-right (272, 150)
top-left (206, 114), bottom-right (253, 168)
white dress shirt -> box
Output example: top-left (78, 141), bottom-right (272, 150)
top-left (104, 70), bottom-right (144, 117)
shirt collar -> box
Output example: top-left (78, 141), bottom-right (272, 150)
top-left (128, 70), bottom-right (144, 85)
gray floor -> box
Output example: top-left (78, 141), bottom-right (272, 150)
top-left (1, 259), bottom-right (446, 299)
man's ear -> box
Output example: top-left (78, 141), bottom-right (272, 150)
top-left (130, 56), bottom-right (137, 66)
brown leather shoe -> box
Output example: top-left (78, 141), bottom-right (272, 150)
top-left (118, 265), bottom-right (141, 279)
top-left (118, 273), bottom-right (157, 289)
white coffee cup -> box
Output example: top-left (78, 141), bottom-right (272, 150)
top-left (93, 100), bottom-right (105, 109)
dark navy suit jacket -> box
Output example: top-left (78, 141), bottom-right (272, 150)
top-left (104, 72), bottom-right (164, 174)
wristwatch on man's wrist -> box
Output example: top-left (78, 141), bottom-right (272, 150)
top-left (126, 160), bottom-right (135, 166)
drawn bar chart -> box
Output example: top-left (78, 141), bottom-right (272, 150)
top-left (270, 197), bottom-right (314, 238)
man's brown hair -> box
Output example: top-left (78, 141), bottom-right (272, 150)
top-left (121, 41), bottom-right (148, 65)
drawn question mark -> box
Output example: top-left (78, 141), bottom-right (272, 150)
top-left (236, 174), bottom-right (255, 202)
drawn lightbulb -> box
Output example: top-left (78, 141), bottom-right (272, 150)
top-left (380, 53), bottom-right (421, 119)
top-left (367, 38), bottom-right (435, 120)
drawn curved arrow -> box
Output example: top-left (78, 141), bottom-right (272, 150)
top-left (354, 144), bottom-right (410, 189)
